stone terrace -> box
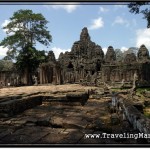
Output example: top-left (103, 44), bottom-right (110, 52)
top-left (0, 84), bottom-right (141, 145)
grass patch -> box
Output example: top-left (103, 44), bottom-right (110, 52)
top-left (136, 88), bottom-right (150, 94)
top-left (136, 87), bottom-right (150, 93)
top-left (111, 87), bottom-right (130, 90)
top-left (144, 112), bottom-right (150, 119)
top-left (144, 106), bottom-right (150, 118)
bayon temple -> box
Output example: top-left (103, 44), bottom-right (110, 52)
top-left (0, 27), bottom-right (150, 87)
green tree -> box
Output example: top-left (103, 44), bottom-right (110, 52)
top-left (16, 44), bottom-right (48, 84)
top-left (128, 2), bottom-right (150, 28)
top-left (0, 9), bottom-right (52, 85)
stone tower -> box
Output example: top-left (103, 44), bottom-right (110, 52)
top-left (105, 46), bottom-right (116, 64)
top-left (137, 44), bottom-right (149, 62)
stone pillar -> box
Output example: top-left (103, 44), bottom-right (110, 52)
top-left (39, 68), bottom-right (42, 84)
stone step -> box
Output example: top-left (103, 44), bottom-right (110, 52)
top-left (42, 95), bottom-right (66, 102)
top-left (43, 96), bottom-right (83, 105)
top-left (0, 95), bottom-right (42, 117)
top-left (43, 92), bottom-right (89, 106)
top-left (0, 91), bottom-right (89, 117)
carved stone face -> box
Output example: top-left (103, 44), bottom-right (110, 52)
top-left (95, 47), bottom-right (100, 55)
top-left (94, 46), bottom-right (104, 61)
top-left (80, 27), bottom-right (90, 41)
top-left (138, 45), bottom-right (149, 60)
top-left (141, 47), bottom-right (147, 56)
top-left (108, 48), bottom-right (114, 57)
top-left (59, 53), bottom-right (63, 60)
top-left (81, 30), bottom-right (87, 38)
top-left (124, 53), bottom-right (136, 64)
top-left (105, 46), bottom-right (116, 62)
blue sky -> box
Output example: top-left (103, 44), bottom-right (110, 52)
top-left (0, 2), bottom-right (150, 59)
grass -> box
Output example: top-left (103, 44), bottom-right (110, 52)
top-left (136, 87), bottom-right (150, 98)
top-left (136, 87), bottom-right (150, 93)
top-left (144, 112), bottom-right (150, 119)
top-left (111, 87), bottom-right (130, 93)
top-left (144, 106), bottom-right (150, 119)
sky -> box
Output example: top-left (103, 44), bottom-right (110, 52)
top-left (0, 2), bottom-right (150, 59)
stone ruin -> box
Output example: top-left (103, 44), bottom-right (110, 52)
top-left (138, 44), bottom-right (150, 62)
top-left (54, 27), bottom-right (150, 87)
top-left (57, 27), bottom-right (105, 85)
top-left (0, 27), bottom-right (150, 87)
top-left (105, 46), bottom-right (116, 64)
top-left (39, 51), bottom-right (61, 85)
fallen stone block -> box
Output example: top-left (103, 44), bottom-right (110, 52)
top-left (66, 92), bottom-right (89, 105)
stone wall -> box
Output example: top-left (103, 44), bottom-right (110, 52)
top-left (117, 95), bottom-right (150, 143)
top-left (0, 71), bottom-right (18, 87)
top-left (39, 51), bottom-right (61, 85)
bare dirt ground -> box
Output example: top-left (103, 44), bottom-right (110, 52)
top-left (0, 84), bottom-right (97, 98)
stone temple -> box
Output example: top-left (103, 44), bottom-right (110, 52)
top-left (39, 27), bottom-right (150, 87)
top-left (0, 27), bottom-right (150, 87)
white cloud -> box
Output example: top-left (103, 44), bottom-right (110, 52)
top-left (112, 16), bottom-right (129, 27)
top-left (120, 46), bottom-right (128, 52)
top-left (114, 4), bottom-right (126, 11)
top-left (1, 20), bottom-right (10, 33)
top-left (1, 20), bottom-right (10, 27)
top-left (102, 47), bottom-right (107, 54)
top-left (88, 17), bottom-right (104, 30)
top-left (0, 46), bottom-right (8, 57)
top-left (44, 2), bottom-right (80, 13)
top-left (1, 19), bottom-right (20, 35)
top-left (51, 47), bottom-right (71, 59)
top-left (99, 6), bottom-right (109, 13)
top-left (136, 28), bottom-right (150, 50)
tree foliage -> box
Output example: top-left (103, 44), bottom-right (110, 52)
top-left (0, 9), bottom-right (52, 85)
top-left (0, 9), bottom-right (52, 59)
top-left (128, 2), bottom-right (150, 28)
top-left (16, 44), bottom-right (47, 75)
